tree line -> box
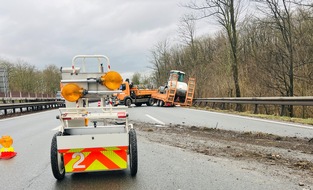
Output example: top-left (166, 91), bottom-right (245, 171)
top-left (1, 0), bottom-right (312, 117)
top-left (149, 0), bottom-right (313, 117)
top-left (0, 59), bottom-right (61, 96)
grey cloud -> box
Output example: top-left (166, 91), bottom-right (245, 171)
top-left (0, 0), bottom-right (194, 76)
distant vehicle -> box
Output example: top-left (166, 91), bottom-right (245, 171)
top-left (113, 80), bottom-right (157, 107)
top-left (55, 91), bottom-right (64, 100)
top-left (152, 70), bottom-right (196, 107)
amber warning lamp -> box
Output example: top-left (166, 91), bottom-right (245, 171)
top-left (61, 83), bottom-right (85, 102)
top-left (99, 71), bottom-right (123, 90)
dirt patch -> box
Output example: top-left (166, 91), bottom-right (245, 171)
top-left (133, 121), bottom-right (313, 180)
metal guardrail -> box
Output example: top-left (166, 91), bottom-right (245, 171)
top-left (0, 101), bottom-right (65, 116)
top-left (193, 96), bottom-right (313, 106)
top-left (0, 97), bottom-right (56, 103)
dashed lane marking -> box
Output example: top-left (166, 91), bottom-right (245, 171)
top-left (145, 114), bottom-right (165, 125)
top-left (52, 126), bottom-right (60, 131)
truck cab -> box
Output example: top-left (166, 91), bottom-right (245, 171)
top-left (114, 80), bottom-right (157, 107)
top-left (168, 70), bottom-right (188, 97)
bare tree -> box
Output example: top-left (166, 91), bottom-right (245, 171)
top-left (177, 15), bottom-right (197, 78)
top-left (149, 40), bottom-right (172, 87)
top-left (42, 65), bottom-right (61, 94)
top-left (291, 0), bottom-right (313, 8)
top-left (254, 0), bottom-right (297, 116)
top-left (10, 60), bottom-right (37, 93)
top-left (185, 0), bottom-right (244, 110)
top-left (131, 72), bottom-right (141, 86)
top-left (0, 58), bottom-right (62, 95)
top-left (178, 15), bottom-right (197, 47)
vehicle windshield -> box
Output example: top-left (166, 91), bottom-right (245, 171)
top-left (170, 70), bottom-right (185, 82)
top-left (178, 73), bottom-right (185, 82)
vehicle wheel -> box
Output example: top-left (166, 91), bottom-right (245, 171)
top-left (135, 103), bottom-right (142, 107)
top-left (51, 132), bottom-right (65, 180)
top-left (157, 100), bottom-right (160, 107)
top-left (129, 129), bottom-right (138, 176)
top-left (125, 99), bottom-right (132, 107)
top-left (147, 98), bottom-right (154, 106)
top-left (159, 101), bottom-right (164, 107)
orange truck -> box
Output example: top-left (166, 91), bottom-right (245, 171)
top-left (152, 70), bottom-right (196, 107)
top-left (114, 81), bottom-right (158, 107)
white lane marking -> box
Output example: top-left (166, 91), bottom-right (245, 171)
top-left (187, 108), bottom-right (313, 130)
top-left (52, 126), bottom-right (61, 131)
top-left (145, 114), bottom-right (165, 125)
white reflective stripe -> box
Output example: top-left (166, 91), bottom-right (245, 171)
top-left (57, 133), bottom-right (128, 149)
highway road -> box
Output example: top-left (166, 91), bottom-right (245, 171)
top-left (0, 107), bottom-right (312, 189)
top-left (127, 105), bottom-right (313, 138)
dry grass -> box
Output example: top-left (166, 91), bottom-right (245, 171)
top-left (191, 106), bottom-right (313, 126)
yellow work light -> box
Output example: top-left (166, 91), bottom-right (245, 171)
top-left (61, 83), bottom-right (84, 102)
top-left (100, 71), bottom-right (123, 90)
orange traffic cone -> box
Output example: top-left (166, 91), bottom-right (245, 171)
top-left (0, 135), bottom-right (17, 159)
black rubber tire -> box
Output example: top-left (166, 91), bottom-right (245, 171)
top-left (135, 103), bottom-right (142, 107)
top-left (159, 100), bottom-right (164, 107)
top-left (147, 98), bottom-right (154, 106)
top-left (129, 129), bottom-right (138, 176)
top-left (125, 98), bottom-right (132, 107)
top-left (51, 132), bottom-right (65, 180)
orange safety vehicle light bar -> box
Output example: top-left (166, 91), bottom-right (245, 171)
top-left (100, 71), bottom-right (123, 90)
top-left (61, 83), bottom-right (84, 102)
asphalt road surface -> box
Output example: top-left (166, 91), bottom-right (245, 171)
top-left (0, 108), bottom-right (312, 189)
top-left (127, 105), bottom-right (313, 138)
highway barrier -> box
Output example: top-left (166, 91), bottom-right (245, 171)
top-left (193, 96), bottom-right (313, 118)
top-left (0, 101), bottom-right (65, 117)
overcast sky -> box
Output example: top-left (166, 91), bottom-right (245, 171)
top-left (0, 0), bottom-right (217, 79)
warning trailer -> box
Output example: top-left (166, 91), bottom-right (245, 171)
top-left (50, 55), bottom-right (137, 180)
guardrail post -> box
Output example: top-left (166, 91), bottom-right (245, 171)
top-left (254, 104), bottom-right (258, 114)
top-left (302, 106), bottom-right (305, 119)
top-left (221, 103), bottom-right (225, 110)
top-left (280, 105), bottom-right (285, 116)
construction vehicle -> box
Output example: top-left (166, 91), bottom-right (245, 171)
top-left (152, 70), bottom-right (195, 107)
top-left (113, 80), bottom-right (157, 107)
top-left (50, 55), bottom-right (137, 180)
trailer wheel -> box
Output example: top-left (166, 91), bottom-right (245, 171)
top-left (147, 98), bottom-right (154, 106)
top-left (51, 132), bottom-right (65, 180)
top-left (125, 98), bottom-right (132, 107)
top-left (129, 129), bottom-right (138, 176)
